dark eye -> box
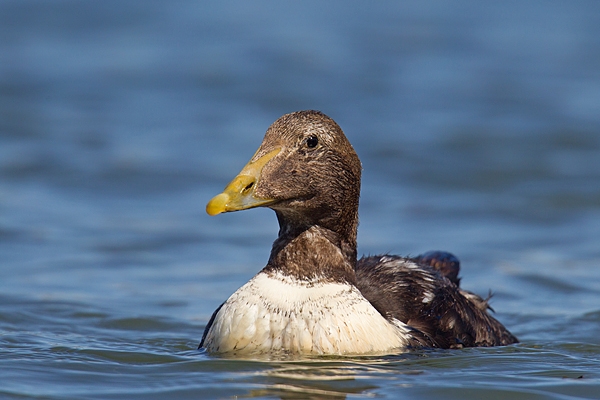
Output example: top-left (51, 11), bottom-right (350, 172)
top-left (306, 136), bottom-right (318, 148)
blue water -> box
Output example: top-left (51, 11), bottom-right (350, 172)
top-left (1, 1), bottom-right (600, 398)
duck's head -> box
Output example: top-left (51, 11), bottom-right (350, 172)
top-left (206, 110), bottom-right (362, 241)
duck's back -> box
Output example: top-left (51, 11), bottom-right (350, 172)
top-left (355, 255), bottom-right (518, 349)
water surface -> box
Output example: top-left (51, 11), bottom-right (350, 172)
top-left (1, 1), bottom-right (600, 398)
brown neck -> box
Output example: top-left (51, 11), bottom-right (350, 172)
top-left (263, 212), bottom-right (358, 285)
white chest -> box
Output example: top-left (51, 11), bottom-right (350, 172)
top-left (202, 272), bottom-right (412, 355)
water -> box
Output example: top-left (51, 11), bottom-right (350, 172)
top-left (1, 1), bottom-right (600, 398)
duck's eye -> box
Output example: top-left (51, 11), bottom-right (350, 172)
top-left (306, 136), bottom-right (319, 148)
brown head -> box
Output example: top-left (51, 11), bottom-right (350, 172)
top-left (206, 110), bottom-right (362, 261)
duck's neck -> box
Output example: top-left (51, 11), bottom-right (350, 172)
top-left (264, 212), bottom-right (358, 285)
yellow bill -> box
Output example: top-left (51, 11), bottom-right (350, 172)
top-left (206, 148), bottom-right (281, 215)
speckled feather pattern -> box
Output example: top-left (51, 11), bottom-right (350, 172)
top-left (356, 255), bottom-right (518, 348)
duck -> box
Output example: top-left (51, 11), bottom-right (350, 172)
top-left (199, 110), bottom-right (518, 356)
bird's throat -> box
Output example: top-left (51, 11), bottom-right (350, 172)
top-left (264, 225), bottom-right (358, 285)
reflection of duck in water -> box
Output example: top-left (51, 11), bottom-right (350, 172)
top-left (200, 110), bottom-right (518, 356)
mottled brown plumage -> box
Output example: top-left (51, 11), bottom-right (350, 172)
top-left (356, 255), bottom-right (517, 348)
top-left (254, 112), bottom-right (361, 284)
top-left (201, 110), bottom-right (517, 353)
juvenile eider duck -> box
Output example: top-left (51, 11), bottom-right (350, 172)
top-left (200, 110), bottom-right (518, 356)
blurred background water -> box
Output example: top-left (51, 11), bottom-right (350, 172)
top-left (1, 1), bottom-right (600, 398)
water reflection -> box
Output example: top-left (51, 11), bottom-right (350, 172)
top-left (246, 358), bottom-right (420, 399)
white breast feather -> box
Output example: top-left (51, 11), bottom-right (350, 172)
top-left (202, 272), bottom-right (413, 355)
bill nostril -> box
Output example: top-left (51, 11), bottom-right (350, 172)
top-left (242, 181), bottom-right (254, 193)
